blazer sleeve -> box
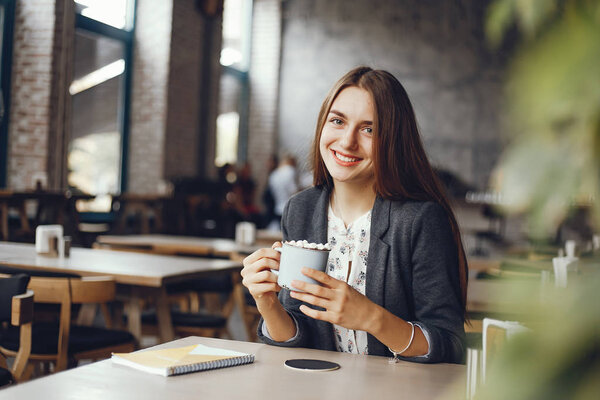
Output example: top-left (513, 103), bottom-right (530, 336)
top-left (403, 202), bottom-right (465, 363)
top-left (256, 199), bottom-right (321, 349)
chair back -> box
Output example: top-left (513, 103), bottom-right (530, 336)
top-left (25, 276), bottom-right (117, 371)
top-left (482, 318), bottom-right (529, 382)
top-left (0, 274), bottom-right (30, 322)
top-left (0, 274), bottom-right (34, 383)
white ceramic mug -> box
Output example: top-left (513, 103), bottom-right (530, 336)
top-left (272, 243), bottom-right (329, 291)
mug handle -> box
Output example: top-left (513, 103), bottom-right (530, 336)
top-left (271, 247), bottom-right (282, 275)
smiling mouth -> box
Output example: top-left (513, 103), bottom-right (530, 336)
top-left (332, 150), bottom-right (362, 164)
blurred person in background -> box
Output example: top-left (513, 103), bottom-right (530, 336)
top-left (267, 154), bottom-right (299, 230)
top-left (234, 162), bottom-right (261, 224)
top-left (261, 154), bottom-right (279, 228)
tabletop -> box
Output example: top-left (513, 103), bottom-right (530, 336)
top-left (0, 336), bottom-right (465, 400)
top-left (0, 242), bottom-right (241, 287)
top-left (94, 234), bottom-right (262, 257)
top-left (466, 278), bottom-right (540, 314)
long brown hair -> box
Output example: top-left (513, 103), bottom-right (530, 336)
top-left (311, 66), bottom-right (468, 313)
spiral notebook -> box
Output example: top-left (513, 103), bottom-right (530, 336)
top-left (111, 344), bottom-right (255, 376)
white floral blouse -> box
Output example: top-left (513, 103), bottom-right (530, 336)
top-left (327, 205), bottom-right (371, 355)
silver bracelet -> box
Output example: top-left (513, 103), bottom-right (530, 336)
top-left (388, 321), bottom-right (415, 364)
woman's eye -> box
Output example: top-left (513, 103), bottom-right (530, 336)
top-left (330, 118), bottom-right (343, 125)
top-left (363, 127), bottom-right (373, 134)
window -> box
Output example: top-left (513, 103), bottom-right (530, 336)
top-left (74, 0), bottom-right (133, 30)
top-left (215, 0), bottom-right (252, 167)
top-left (0, 0), bottom-right (15, 188)
top-left (69, 0), bottom-right (134, 211)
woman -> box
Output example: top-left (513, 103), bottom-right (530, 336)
top-left (241, 67), bottom-right (467, 363)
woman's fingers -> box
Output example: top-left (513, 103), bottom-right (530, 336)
top-left (243, 247), bottom-right (281, 267)
top-left (298, 304), bottom-right (331, 322)
top-left (243, 269), bottom-right (278, 285)
top-left (247, 282), bottom-right (281, 298)
top-left (300, 267), bottom-right (339, 287)
top-left (290, 279), bottom-right (332, 299)
top-left (240, 247), bottom-right (283, 300)
top-left (289, 290), bottom-right (330, 309)
top-left (241, 256), bottom-right (280, 279)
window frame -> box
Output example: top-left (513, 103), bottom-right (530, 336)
top-left (72, 1), bottom-right (136, 193)
top-left (0, 0), bottom-right (15, 188)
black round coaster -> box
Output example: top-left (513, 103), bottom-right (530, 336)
top-left (284, 359), bottom-right (341, 372)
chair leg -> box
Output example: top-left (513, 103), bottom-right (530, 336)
top-left (76, 304), bottom-right (97, 326)
top-left (12, 323), bottom-right (32, 381)
top-left (100, 303), bottom-right (113, 329)
top-left (189, 292), bottom-right (201, 313)
top-left (204, 293), bottom-right (220, 313)
top-left (55, 352), bottom-right (69, 372)
top-left (113, 301), bottom-right (125, 330)
top-left (22, 363), bottom-right (35, 381)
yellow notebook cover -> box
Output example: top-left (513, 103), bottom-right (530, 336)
top-left (111, 344), bottom-right (254, 376)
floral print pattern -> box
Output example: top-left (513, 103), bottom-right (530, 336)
top-left (327, 205), bottom-right (371, 355)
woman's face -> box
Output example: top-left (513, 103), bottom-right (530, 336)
top-left (319, 86), bottom-right (375, 187)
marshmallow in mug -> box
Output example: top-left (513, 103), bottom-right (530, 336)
top-left (285, 240), bottom-right (331, 251)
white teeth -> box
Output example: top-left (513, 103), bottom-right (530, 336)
top-left (335, 152), bottom-right (359, 162)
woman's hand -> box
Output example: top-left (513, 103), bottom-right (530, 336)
top-left (241, 242), bottom-right (282, 304)
top-left (241, 242), bottom-right (298, 342)
top-left (289, 268), bottom-right (379, 332)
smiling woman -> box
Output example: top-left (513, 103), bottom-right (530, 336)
top-left (319, 87), bottom-right (375, 189)
top-left (241, 66), bottom-right (467, 364)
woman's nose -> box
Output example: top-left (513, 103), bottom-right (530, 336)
top-left (339, 126), bottom-right (358, 149)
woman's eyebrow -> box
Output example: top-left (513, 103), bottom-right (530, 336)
top-left (329, 109), bottom-right (373, 125)
top-left (329, 109), bottom-right (346, 118)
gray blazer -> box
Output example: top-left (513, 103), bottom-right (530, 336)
top-left (257, 186), bottom-right (465, 364)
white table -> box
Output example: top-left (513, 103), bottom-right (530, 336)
top-left (94, 234), bottom-right (263, 258)
top-left (0, 242), bottom-right (242, 342)
top-left (0, 336), bottom-right (465, 400)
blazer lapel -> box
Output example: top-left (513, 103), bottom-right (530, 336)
top-left (366, 196), bottom-right (390, 307)
top-left (310, 186), bottom-right (330, 245)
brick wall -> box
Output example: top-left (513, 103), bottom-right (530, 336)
top-left (163, 0), bottom-right (204, 180)
top-left (129, 0), bottom-right (221, 191)
top-left (277, 0), bottom-right (510, 189)
top-left (127, 0), bottom-right (172, 193)
top-left (247, 0), bottom-right (281, 204)
top-left (7, 0), bottom-right (57, 190)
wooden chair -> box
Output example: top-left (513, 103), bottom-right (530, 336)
top-left (229, 251), bottom-right (262, 342)
top-left (141, 272), bottom-right (238, 340)
top-left (0, 275), bottom-right (135, 379)
top-left (233, 281), bottom-right (261, 342)
top-left (0, 274), bottom-right (33, 385)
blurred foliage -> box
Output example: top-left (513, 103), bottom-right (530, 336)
top-left (474, 273), bottom-right (600, 400)
top-left (468, 2), bottom-right (600, 400)
top-left (486, 0), bottom-right (600, 238)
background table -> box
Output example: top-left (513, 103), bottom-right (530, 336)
top-left (0, 242), bottom-right (241, 342)
top-left (0, 336), bottom-right (464, 400)
top-left (94, 234), bottom-right (262, 258)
